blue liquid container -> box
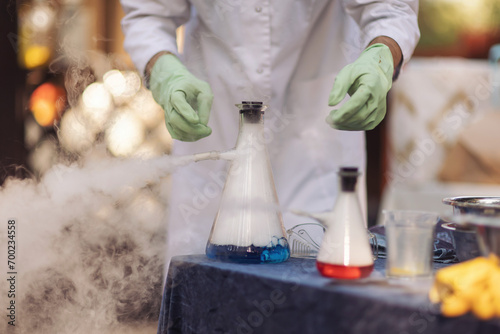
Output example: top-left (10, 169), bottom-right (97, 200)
top-left (206, 237), bottom-right (290, 264)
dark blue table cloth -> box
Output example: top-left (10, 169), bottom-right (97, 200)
top-left (157, 255), bottom-right (500, 334)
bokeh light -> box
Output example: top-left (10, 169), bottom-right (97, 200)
top-left (103, 70), bottom-right (141, 105)
top-left (105, 111), bottom-right (145, 157)
top-left (81, 82), bottom-right (113, 129)
top-left (27, 65), bottom-right (172, 167)
top-left (25, 117), bottom-right (44, 150)
top-left (28, 138), bottom-right (59, 176)
top-left (128, 88), bottom-right (164, 129)
top-left (122, 71), bottom-right (142, 97)
top-left (103, 70), bottom-right (126, 97)
top-left (19, 3), bottom-right (56, 69)
top-left (30, 5), bottom-right (54, 31)
top-left (29, 82), bottom-right (66, 127)
top-left (59, 108), bottom-right (97, 153)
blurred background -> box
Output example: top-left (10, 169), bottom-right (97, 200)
top-left (1, 0), bottom-right (500, 224)
top-left (0, 0), bottom-right (172, 182)
top-left (1, 0), bottom-right (500, 333)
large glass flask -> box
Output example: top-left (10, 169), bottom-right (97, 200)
top-left (205, 102), bottom-right (290, 263)
top-left (316, 167), bottom-right (374, 279)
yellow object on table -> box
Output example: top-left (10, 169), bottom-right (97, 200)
top-left (430, 255), bottom-right (500, 320)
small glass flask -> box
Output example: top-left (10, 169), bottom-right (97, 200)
top-left (316, 167), bottom-right (374, 279)
top-left (205, 101), bottom-right (290, 263)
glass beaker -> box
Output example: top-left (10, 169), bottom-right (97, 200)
top-left (384, 210), bottom-right (437, 279)
top-left (316, 167), bottom-right (374, 279)
top-left (205, 102), bottom-right (290, 263)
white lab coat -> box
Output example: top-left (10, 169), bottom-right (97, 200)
top-left (120, 0), bottom-right (420, 267)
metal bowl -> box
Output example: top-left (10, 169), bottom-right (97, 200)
top-left (443, 214), bottom-right (500, 260)
top-left (440, 220), bottom-right (480, 262)
top-left (442, 196), bottom-right (500, 216)
top-left (441, 197), bottom-right (500, 262)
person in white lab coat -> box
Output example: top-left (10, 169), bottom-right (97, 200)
top-left (120, 0), bottom-right (420, 268)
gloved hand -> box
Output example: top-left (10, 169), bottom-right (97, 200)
top-left (150, 54), bottom-right (213, 141)
top-left (327, 43), bottom-right (394, 131)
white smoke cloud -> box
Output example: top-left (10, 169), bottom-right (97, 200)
top-left (0, 138), bottom-right (236, 334)
top-left (0, 148), bottom-right (177, 334)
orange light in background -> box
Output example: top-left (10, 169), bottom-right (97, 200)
top-left (29, 83), bottom-right (66, 127)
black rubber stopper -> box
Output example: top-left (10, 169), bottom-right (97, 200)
top-left (339, 167), bottom-right (359, 192)
top-left (239, 101), bottom-right (264, 123)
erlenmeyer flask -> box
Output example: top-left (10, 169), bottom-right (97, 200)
top-left (205, 101), bottom-right (290, 263)
top-left (316, 167), bottom-right (374, 279)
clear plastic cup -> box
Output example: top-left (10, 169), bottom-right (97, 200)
top-left (383, 210), bottom-right (438, 279)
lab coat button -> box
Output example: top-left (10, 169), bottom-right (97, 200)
top-left (255, 6), bottom-right (262, 13)
top-left (256, 68), bottom-right (263, 74)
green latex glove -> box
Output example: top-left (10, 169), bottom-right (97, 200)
top-left (327, 43), bottom-right (394, 131)
top-left (150, 54), bottom-right (213, 141)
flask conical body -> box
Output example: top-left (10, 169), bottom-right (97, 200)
top-left (205, 102), bottom-right (290, 263)
top-left (316, 167), bottom-right (373, 279)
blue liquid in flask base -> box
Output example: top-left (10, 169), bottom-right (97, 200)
top-left (206, 237), bottom-right (290, 264)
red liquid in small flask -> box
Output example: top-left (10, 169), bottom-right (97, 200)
top-left (316, 167), bottom-right (373, 280)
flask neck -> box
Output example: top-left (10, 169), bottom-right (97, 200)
top-left (338, 167), bottom-right (360, 193)
top-left (240, 109), bottom-right (264, 127)
top-left (236, 102), bottom-right (266, 149)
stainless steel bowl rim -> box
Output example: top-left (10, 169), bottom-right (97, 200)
top-left (442, 196), bottom-right (500, 209)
